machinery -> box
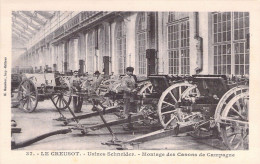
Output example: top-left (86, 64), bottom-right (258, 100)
top-left (14, 72), bottom-right (249, 150)
top-left (116, 74), bottom-right (249, 150)
top-left (16, 73), bottom-right (72, 113)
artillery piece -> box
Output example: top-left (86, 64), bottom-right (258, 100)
top-left (16, 73), bottom-right (72, 113)
top-left (115, 74), bottom-right (249, 150)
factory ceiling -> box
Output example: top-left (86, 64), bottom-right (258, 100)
top-left (12, 11), bottom-right (55, 48)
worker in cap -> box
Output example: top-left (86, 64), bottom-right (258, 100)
top-left (92, 70), bottom-right (104, 92)
top-left (70, 70), bottom-right (82, 113)
top-left (120, 67), bottom-right (138, 130)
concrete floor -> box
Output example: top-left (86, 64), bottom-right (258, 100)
top-left (11, 96), bottom-right (227, 150)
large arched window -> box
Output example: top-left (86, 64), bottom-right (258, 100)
top-left (115, 21), bottom-right (126, 74)
top-left (168, 12), bottom-right (190, 75)
top-left (212, 12), bottom-right (249, 75)
top-left (136, 12), bottom-right (147, 75)
top-left (87, 31), bottom-right (95, 73)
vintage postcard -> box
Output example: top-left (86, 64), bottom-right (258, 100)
top-left (1, 0), bottom-right (260, 164)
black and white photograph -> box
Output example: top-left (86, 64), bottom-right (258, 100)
top-left (9, 11), bottom-right (250, 151)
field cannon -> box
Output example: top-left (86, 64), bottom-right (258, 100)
top-left (116, 75), bottom-right (249, 150)
top-left (16, 73), bottom-right (72, 113)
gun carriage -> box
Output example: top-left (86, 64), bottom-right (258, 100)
top-left (16, 73), bottom-right (72, 113)
top-left (13, 72), bottom-right (249, 150)
top-left (58, 75), bottom-right (155, 125)
top-left (118, 74), bottom-right (249, 150)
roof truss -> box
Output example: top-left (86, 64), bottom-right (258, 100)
top-left (21, 11), bottom-right (46, 25)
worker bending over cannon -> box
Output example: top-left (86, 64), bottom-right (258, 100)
top-left (70, 70), bottom-right (104, 113)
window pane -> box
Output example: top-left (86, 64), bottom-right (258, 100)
top-left (214, 34), bottom-right (217, 43)
top-left (227, 31), bottom-right (231, 41)
top-left (240, 65), bottom-right (244, 75)
top-left (234, 30), bottom-right (238, 40)
top-left (218, 23), bottom-right (221, 32)
top-left (223, 65), bottom-right (226, 74)
top-left (234, 12), bottom-right (238, 19)
top-left (214, 66), bottom-right (217, 74)
top-left (223, 13), bottom-right (226, 21)
top-left (218, 66), bottom-right (221, 74)
top-left (245, 54), bottom-right (249, 64)
top-left (234, 20), bottom-right (238, 29)
top-left (227, 21), bottom-right (231, 31)
top-left (214, 56), bottom-right (217, 65)
top-left (223, 45), bottom-right (226, 54)
top-left (223, 55), bottom-right (226, 64)
top-left (240, 54), bottom-right (244, 63)
top-left (227, 12), bottom-right (231, 20)
top-left (245, 65), bottom-right (249, 74)
top-left (218, 56), bottom-right (221, 64)
top-left (239, 29), bottom-right (244, 39)
top-left (240, 43), bottom-right (244, 52)
top-left (227, 65), bottom-right (231, 74)
top-left (235, 65), bottom-right (239, 74)
top-left (223, 32), bottom-right (227, 41)
top-left (239, 18), bottom-right (244, 29)
top-left (235, 55), bottom-right (239, 64)
top-left (227, 55), bottom-right (231, 64)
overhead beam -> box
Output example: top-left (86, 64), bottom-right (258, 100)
top-left (12, 35), bottom-right (28, 45)
top-left (36, 11), bottom-right (54, 19)
top-left (21, 11), bottom-right (46, 25)
top-left (12, 33), bottom-right (28, 43)
top-left (12, 21), bottom-right (35, 36)
top-left (12, 17), bottom-right (37, 35)
top-left (12, 12), bottom-right (41, 30)
top-left (13, 24), bottom-right (33, 38)
top-left (12, 29), bottom-right (30, 40)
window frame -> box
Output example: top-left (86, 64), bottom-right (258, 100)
top-left (136, 12), bottom-right (148, 75)
top-left (167, 16), bottom-right (190, 75)
top-left (212, 12), bottom-right (249, 76)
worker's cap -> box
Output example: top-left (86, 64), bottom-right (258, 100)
top-left (94, 71), bottom-right (100, 75)
top-left (126, 67), bottom-right (134, 72)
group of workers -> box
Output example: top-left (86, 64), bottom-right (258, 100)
top-left (69, 67), bottom-right (137, 130)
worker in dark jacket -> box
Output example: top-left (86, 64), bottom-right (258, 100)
top-left (120, 67), bottom-right (137, 130)
top-left (92, 71), bottom-right (104, 91)
top-left (70, 70), bottom-right (82, 113)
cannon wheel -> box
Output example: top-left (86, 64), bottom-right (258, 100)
top-left (157, 82), bottom-right (197, 129)
top-left (17, 78), bottom-right (38, 113)
top-left (215, 85), bottom-right (249, 123)
top-left (51, 91), bottom-right (72, 110)
top-left (219, 91), bottom-right (249, 150)
top-left (102, 79), bottom-right (117, 87)
top-left (138, 82), bottom-right (153, 96)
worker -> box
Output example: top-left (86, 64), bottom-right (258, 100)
top-left (92, 71), bottom-right (104, 92)
top-left (70, 70), bottom-right (82, 113)
top-left (110, 72), bottom-right (116, 79)
top-left (120, 67), bottom-right (137, 130)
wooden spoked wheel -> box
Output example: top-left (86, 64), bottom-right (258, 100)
top-left (220, 92), bottom-right (249, 150)
top-left (17, 79), bottom-right (38, 113)
top-left (215, 85), bottom-right (249, 123)
top-left (157, 82), bottom-right (198, 129)
top-left (138, 82), bottom-right (153, 96)
top-left (102, 79), bottom-right (117, 87)
top-left (98, 79), bottom-right (117, 96)
top-left (51, 90), bottom-right (72, 110)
